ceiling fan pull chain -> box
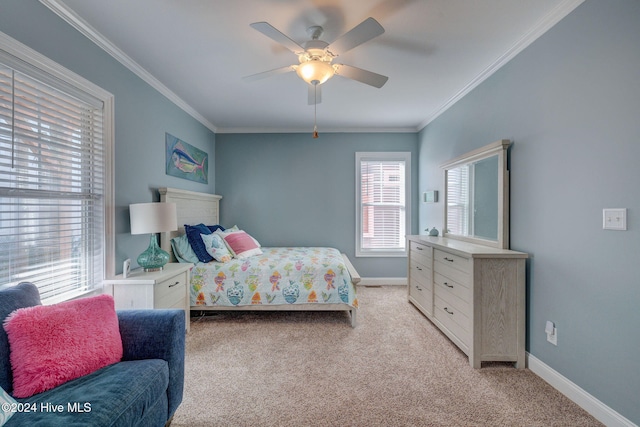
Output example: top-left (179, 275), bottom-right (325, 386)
top-left (313, 81), bottom-right (319, 138)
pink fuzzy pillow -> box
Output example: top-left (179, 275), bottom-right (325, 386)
top-left (3, 294), bottom-right (123, 398)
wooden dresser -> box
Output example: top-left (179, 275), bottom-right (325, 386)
top-left (407, 235), bottom-right (528, 368)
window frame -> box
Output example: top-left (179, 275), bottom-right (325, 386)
top-left (355, 151), bottom-right (411, 258)
top-left (0, 31), bottom-right (114, 302)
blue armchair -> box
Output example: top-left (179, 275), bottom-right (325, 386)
top-left (0, 282), bottom-right (185, 427)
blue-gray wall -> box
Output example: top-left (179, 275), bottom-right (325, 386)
top-left (3, 0), bottom-right (638, 422)
top-left (419, 0), bottom-right (639, 422)
top-left (0, 0), bottom-right (216, 272)
top-left (215, 133), bottom-right (418, 277)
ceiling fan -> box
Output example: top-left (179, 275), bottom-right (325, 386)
top-left (244, 17), bottom-right (389, 105)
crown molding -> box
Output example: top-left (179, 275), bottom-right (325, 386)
top-left (40, 0), bottom-right (584, 136)
top-left (418, 0), bottom-right (585, 131)
top-left (215, 126), bottom-right (419, 134)
top-left (39, 0), bottom-right (218, 133)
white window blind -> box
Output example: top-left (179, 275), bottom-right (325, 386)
top-left (446, 165), bottom-right (470, 236)
top-left (0, 57), bottom-right (106, 303)
top-left (356, 152), bottom-right (410, 257)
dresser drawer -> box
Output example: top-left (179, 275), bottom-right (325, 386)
top-left (408, 241), bottom-right (433, 316)
top-left (410, 241), bottom-right (432, 261)
top-left (409, 277), bottom-right (432, 314)
top-left (434, 254), bottom-right (470, 287)
top-left (155, 271), bottom-right (187, 309)
top-left (166, 295), bottom-right (188, 311)
top-left (434, 277), bottom-right (470, 316)
top-left (409, 257), bottom-right (431, 285)
top-left (434, 271), bottom-right (470, 305)
top-left (409, 259), bottom-right (432, 310)
top-left (434, 249), bottom-right (470, 273)
top-left (434, 294), bottom-right (471, 347)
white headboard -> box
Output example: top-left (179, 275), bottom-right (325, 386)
top-left (159, 187), bottom-right (222, 260)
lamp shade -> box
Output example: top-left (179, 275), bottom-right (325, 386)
top-left (129, 202), bottom-right (177, 235)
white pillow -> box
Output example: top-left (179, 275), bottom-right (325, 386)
top-left (200, 233), bottom-right (233, 262)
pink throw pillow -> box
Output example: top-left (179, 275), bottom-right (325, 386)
top-left (3, 294), bottom-right (123, 398)
top-left (223, 231), bottom-right (262, 259)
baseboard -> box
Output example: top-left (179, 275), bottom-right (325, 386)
top-left (527, 353), bottom-right (637, 427)
top-left (358, 277), bottom-right (407, 286)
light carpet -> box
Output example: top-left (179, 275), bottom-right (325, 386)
top-left (171, 285), bottom-right (602, 427)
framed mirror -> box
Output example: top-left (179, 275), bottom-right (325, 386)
top-left (441, 140), bottom-right (511, 249)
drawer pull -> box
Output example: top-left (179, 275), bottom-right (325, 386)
top-left (168, 281), bottom-right (180, 288)
top-left (415, 285), bottom-right (423, 291)
top-left (444, 307), bottom-right (454, 315)
top-left (444, 282), bottom-right (453, 288)
top-left (416, 266), bottom-right (422, 271)
top-left (444, 257), bottom-right (454, 262)
top-left (416, 246), bottom-right (423, 250)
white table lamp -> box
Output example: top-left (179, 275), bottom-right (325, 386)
top-left (129, 202), bottom-right (177, 271)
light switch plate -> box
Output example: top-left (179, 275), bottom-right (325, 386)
top-left (603, 208), bottom-right (627, 230)
top-left (423, 190), bottom-right (438, 203)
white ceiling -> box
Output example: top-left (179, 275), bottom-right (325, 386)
top-left (46, 0), bottom-right (583, 133)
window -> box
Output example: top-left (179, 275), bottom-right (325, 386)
top-left (356, 152), bottom-right (410, 257)
top-left (0, 34), bottom-right (113, 303)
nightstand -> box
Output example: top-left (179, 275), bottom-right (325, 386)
top-left (104, 263), bottom-right (193, 332)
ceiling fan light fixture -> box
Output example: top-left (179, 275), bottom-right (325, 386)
top-left (296, 59), bottom-right (335, 85)
top-left (248, 19), bottom-right (388, 93)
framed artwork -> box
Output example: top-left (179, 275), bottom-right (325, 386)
top-left (165, 133), bottom-right (208, 184)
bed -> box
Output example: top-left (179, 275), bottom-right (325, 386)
top-left (158, 187), bottom-right (360, 326)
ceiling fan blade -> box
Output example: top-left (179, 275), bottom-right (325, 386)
top-left (242, 65), bottom-right (295, 82)
top-left (307, 84), bottom-right (322, 105)
top-left (335, 64), bottom-right (388, 88)
top-left (250, 22), bottom-right (304, 54)
top-left (327, 17), bottom-right (385, 56)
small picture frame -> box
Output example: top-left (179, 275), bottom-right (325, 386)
top-left (123, 259), bottom-right (131, 278)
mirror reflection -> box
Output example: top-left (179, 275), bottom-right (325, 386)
top-left (442, 140), bottom-right (510, 249)
top-left (446, 155), bottom-right (499, 240)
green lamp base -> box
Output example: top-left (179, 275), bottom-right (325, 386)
top-left (137, 234), bottom-right (170, 272)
